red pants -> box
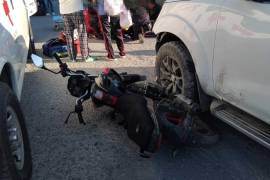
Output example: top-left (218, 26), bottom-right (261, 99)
top-left (98, 15), bottom-right (126, 59)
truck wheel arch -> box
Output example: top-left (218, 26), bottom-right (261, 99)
top-left (0, 63), bottom-right (13, 90)
top-left (155, 32), bottom-right (211, 111)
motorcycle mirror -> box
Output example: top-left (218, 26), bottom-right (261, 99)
top-left (31, 54), bottom-right (44, 68)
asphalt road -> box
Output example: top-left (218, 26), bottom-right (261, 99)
top-left (21, 16), bottom-right (270, 180)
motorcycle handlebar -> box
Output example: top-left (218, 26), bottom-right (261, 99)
top-left (53, 54), bottom-right (88, 78)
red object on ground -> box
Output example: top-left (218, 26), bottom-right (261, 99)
top-left (58, 31), bottom-right (67, 43)
top-left (103, 68), bottom-right (111, 75)
top-left (74, 39), bottom-right (81, 56)
top-left (58, 31), bottom-right (81, 57)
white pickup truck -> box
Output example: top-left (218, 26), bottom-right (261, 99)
top-left (154, 0), bottom-right (270, 149)
top-left (0, 0), bottom-right (37, 179)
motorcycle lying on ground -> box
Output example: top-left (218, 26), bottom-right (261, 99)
top-left (31, 54), bottom-right (218, 157)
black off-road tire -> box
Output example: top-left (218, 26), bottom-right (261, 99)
top-left (27, 39), bottom-right (36, 61)
top-left (155, 41), bottom-right (196, 99)
top-left (0, 82), bottom-right (32, 180)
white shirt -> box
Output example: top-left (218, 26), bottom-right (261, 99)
top-left (59, 0), bottom-right (84, 15)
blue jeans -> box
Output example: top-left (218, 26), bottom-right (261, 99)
top-left (43, 0), bottom-right (54, 14)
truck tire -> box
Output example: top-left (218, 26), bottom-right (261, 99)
top-left (156, 42), bottom-right (219, 145)
top-left (0, 82), bottom-right (32, 180)
top-left (27, 39), bottom-right (36, 61)
top-left (155, 41), bottom-right (196, 99)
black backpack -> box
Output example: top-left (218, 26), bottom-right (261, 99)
top-left (42, 38), bottom-right (68, 57)
top-left (116, 94), bottom-right (162, 157)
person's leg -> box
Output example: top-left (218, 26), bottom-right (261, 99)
top-left (48, 0), bottom-right (53, 14)
top-left (98, 15), bottom-right (115, 59)
top-left (138, 25), bottom-right (144, 44)
top-left (111, 16), bottom-right (125, 57)
top-left (49, 0), bottom-right (57, 15)
top-left (73, 11), bottom-right (90, 60)
top-left (133, 22), bottom-right (140, 40)
top-left (43, 0), bottom-right (49, 14)
top-left (63, 14), bottom-right (76, 61)
top-left (44, 0), bottom-right (52, 14)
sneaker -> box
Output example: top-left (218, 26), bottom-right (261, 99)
top-left (46, 13), bottom-right (50, 16)
top-left (85, 56), bottom-right (96, 62)
top-left (119, 55), bottom-right (126, 59)
top-left (107, 57), bottom-right (118, 61)
top-left (52, 12), bottom-right (56, 16)
top-left (138, 34), bottom-right (144, 44)
top-left (106, 55), bottom-right (118, 61)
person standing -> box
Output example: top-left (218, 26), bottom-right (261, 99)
top-left (59, 0), bottom-right (95, 62)
top-left (130, 6), bottom-right (151, 44)
top-left (147, 0), bottom-right (161, 22)
top-left (44, 0), bottom-right (56, 15)
top-left (95, 0), bottom-right (126, 60)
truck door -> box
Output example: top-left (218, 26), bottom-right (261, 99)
top-left (213, 0), bottom-right (270, 124)
top-left (0, 0), bottom-right (30, 97)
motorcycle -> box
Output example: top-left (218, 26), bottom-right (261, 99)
top-left (31, 54), bottom-right (151, 123)
top-left (31, 54), bottom-right (217, 156)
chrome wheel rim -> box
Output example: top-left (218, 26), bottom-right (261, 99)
top-left (6, 106), bottom-right (25, 170)
top-left (160, 56), bottom-right (183, 95)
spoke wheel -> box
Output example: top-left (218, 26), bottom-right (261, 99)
top-left (0, 82), bottom-right (32, 180)
top-left (6, 106), bottom-right (25, 171)
top-left (156, 41), bottom-right (196, 99)
top-left (160, 56), bottom-right (184, 95)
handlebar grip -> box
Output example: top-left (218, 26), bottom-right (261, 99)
top-left (53, 53), bottom-right (63, 65)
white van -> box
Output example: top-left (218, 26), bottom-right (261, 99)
top-left (0, 0), bottom-right (37, 179)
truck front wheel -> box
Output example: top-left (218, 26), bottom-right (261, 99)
top-left (0, 82), bottom-right (32, 180)
top-left (155, 41), bottom-right (196, 99)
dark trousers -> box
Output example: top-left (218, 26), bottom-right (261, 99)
top-left (98, 15), bottom-right (125, 58)
top-left (63, 11), bottom-right (90, 61)
top-left (133, 22), bottom-right (151, 40)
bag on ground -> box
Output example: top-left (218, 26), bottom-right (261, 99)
top-left (52, 15), bottom-right (64, 31)
top-left (42, 38), bottom-right (68, 58)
